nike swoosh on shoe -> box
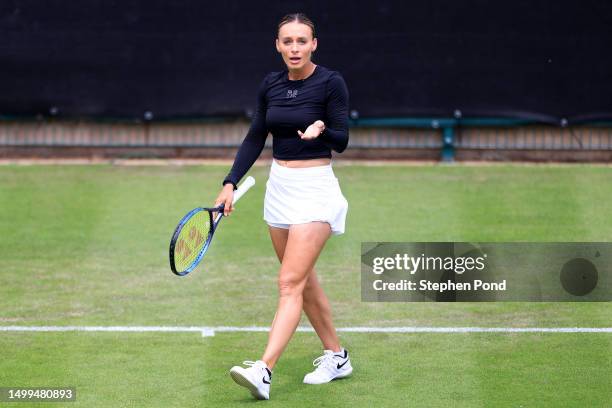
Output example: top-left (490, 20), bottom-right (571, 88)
top-left (336, 360), bottom-right (349, 369)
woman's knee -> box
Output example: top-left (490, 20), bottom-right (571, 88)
top-left (302, 284), bottom-right (315, 307)
top-left (277, 272), bottom-right (306, 297)
top-left (302, 274), bottom-right (318, 302)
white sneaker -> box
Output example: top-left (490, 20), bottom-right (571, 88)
top-left (303, 349), bottom-right (353, 384)
top-left (229, 360), bottom-right (272, 400)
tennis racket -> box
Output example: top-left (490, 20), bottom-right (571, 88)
top-left (169, 176), bottom-right (256, 276)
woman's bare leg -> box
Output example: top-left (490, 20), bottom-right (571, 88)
top-left (302, 271), bottom-right (341, 352)
top-left (267, 226), bottom-right (341, 360)
top-left (261, 222), bottom-right (331, 369)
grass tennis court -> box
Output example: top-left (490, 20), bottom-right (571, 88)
top-left (1, 163), bottom-right (611, 407)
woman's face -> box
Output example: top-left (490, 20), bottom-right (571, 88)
top-left (276, 22), bottom-right (317, 71)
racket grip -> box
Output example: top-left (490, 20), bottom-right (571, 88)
top-left (232, 176), bottom-right (255, 204)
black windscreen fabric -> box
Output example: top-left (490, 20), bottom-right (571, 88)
top-left (1, 1), bottom-right (611, 122)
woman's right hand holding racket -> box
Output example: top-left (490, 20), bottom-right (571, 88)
top-left (214, 184), bottom-right (235, 217)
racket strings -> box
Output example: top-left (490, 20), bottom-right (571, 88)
top-left (173, 210), bottom-right (212, 272)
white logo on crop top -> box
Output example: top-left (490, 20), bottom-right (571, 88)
top-left (286, 89), bottom-right (298, 98)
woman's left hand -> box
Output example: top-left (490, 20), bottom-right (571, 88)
top-left (298, 120), bottom-right (325, 140)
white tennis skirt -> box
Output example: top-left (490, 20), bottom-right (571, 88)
top-left (264, 160), bottom-right (348, 235)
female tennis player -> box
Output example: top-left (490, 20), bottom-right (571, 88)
top-left (214, 13), bottom-right (351, 400)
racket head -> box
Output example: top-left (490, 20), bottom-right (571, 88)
top-left (169, 206), bottom-right (222, 276)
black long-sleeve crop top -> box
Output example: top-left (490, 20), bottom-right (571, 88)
top-left (223, 65), bottom-right (349, 188)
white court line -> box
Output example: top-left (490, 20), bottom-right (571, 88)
top-left (1, 326), bottom-right (611, 337)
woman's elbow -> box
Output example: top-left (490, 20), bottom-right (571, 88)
top-left (335, 136), bottom-right (349, 153)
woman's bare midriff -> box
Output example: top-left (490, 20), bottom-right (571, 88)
top-left (274, 158), bottom-right (331, 168)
